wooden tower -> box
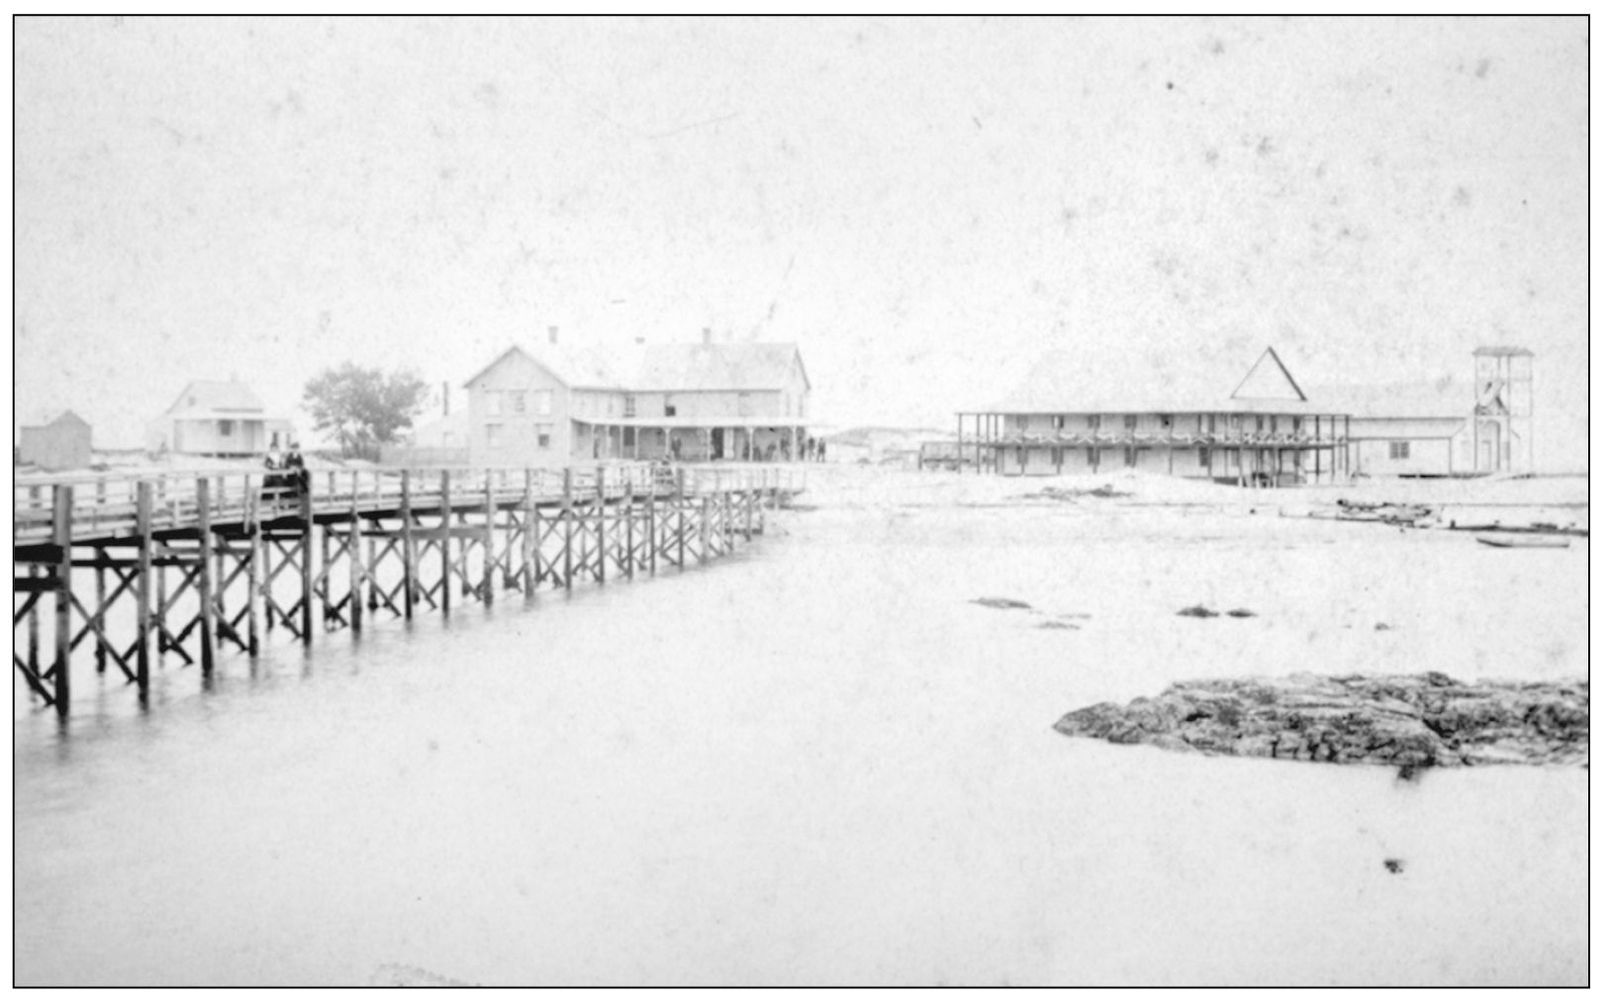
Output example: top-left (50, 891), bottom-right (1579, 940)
top-left (1472, 346), bottom-right (1533, 474)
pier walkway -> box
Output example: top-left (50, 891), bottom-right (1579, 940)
top-left (14, 463), bottom-right (804, 716)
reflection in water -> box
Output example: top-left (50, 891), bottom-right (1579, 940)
top-left (13, 500), bottom-right (1588, 985)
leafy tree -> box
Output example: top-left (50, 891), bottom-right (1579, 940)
top-left (302, 363), bottom-right (430, 458)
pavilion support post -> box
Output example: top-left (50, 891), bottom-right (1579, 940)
top-left (646, 483), bottom-right (658, 574)
top-left (52, 485), bottom-right (73, 716)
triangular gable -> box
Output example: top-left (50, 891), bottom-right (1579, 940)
top-left (1230, 347), bottom-right (1307, 402)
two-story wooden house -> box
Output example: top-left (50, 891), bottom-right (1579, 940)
top-left (461, 329), bottom-right (812, 467)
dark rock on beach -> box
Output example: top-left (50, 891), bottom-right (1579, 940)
top-left (1177, 604), bottom-right (1219, 618)
top-left (973, 597), bottom-right (1032, 610)
top-left (1054, 673), bottom-right (1588, 769)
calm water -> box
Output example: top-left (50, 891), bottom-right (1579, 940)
top-left (13, 486), bottom-right (1589, 985)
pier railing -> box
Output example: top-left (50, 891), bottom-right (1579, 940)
top-left (14, 463), bottom-right (805, 546)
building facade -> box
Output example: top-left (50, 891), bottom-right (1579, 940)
top-left (960, 347), bottom-right (1351, 484)
top-left (146, 380), bottom-right (295, 457)
top-left (459, 330), bottom-right (812, 467)
top-left (18, 410), bottom-right (92, 470)
top-left (961, 345), bottom-right (1531, 483)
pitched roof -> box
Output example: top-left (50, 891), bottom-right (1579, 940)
top-left (19, 408), bottom-right (89, 429)
top-left (985, 345), bottom-right (1341, 414)
top-left (465, 340), bottom-right (806, 393)
top-left (165, 380), bottom-right (266, 415)
top-left (635, 343), bottom-right (805, 392)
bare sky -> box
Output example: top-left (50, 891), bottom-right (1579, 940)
top-left (12, 16), bottom-right (1589, 465)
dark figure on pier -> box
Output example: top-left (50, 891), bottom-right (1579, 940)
top-left (262, 444), bottom-right (287, 501)
top-left (284, 442), bottom-right (309, 496)
top-left (816, 441), bottom-right (826, 463)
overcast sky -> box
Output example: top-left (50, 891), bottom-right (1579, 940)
top-left (13, 16), bottom-right (1589, 466)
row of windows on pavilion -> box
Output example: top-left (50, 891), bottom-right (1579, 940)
top-left (1015, 445), bottom-right (1341, 470)
top-left (998, 412), bottom-right (1340, 434)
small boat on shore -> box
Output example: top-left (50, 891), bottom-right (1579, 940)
top-left (1476, 534), bottom-right (1572, 549)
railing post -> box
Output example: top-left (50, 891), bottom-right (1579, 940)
top-left (401, 470), bottom-right (415, 619)
top-left (624, 474), bottom-right (635, 579)
top-left (596, 464), bottom-right (607, 583)
top-left (246, 478), bottom-right (261, 657)
top-left (562, 467), bottom-right (574, 590)
top-left (483, 472), bottom-right (495, 604)
top-left (196, 477), bottom-right (215, 679)
top-left (299, 475), bottom-right (314, 646)
top-left (676, 468), bottom-right (688, 568)
top-left (522, 469), bottom-right (536, 595)
top-left (349, 470), bottom-right (363, 634)
top-left (440, 471), bottom-right (452, 614)
top-left (52, 485), bottom-right (73, 717)
top-left (136, 481), bottom-right (153, 702)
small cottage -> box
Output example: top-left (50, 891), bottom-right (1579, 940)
top-left (146, 380), bottom-right (294, 458)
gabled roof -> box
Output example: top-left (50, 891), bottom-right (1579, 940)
top-left (464, 340), bottom-right (808, 393)
top-left (1473, 345), bottom-right (1533, 357)
top-left (19, 408), bottom-right (89, 429)
top-left (1230, 347), bottom-right (1306, 402)
top-left (165, 380), bottom-right (266, 415)
top-left (636, 342), bottom-right (806, 392)
top-left (984, 344), bottom-right (1340, 415)
top-left (462, 342), bottom-right (639, 391)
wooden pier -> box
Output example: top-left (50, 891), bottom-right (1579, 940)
top-left (13, 463), bottom-right (803, 716)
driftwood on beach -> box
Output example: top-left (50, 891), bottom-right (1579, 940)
top-left (1055, 672), bottom-right (1588, 770)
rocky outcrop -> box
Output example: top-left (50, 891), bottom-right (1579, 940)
top-left (1054, 672), bottom-right (1588, 769)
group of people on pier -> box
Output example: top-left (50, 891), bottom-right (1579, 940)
top-left (262, 442), bottom-right (308, 500)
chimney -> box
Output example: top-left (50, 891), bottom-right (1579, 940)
top-left (702, 327), bottom-right (712, 345)
top-left (548, 325), bottom-right (559, 345)
top-left (442, 381), bottom-right (449, 416)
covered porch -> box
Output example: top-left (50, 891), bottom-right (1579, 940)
top-left (573, 416), bottom-right (817, 463)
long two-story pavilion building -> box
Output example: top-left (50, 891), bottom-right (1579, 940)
top-left (959, 346), bottom-right (1352, 484)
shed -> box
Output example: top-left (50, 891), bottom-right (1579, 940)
top-left (18, 410), bottom-right (93, 470)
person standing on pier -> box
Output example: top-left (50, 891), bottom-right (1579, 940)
top-left (284, 441), bottom-right (308, 496)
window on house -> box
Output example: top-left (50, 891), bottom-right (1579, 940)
top-left (510, 391), bottom-right (526, 414)
top-left (1087, 414), bottom-right (1101, 430)
top-left (532, 390), bottom-right (553, 416)
top-left (1208, 414), bottom-right (1218, 433)
top-left (1124, 446), bottom-right (1137, 467)
top-left (1230, 449), bottom-right (1241, 467)
top-left (1052, 415), bottom-right (1064, 430)
top-left (1123, 414), bottom-right (1137, 430)
top-left (486, 423), bottom-right (503, 447)
top-left (487, 392), bottom-right (503, 416)
top-left (625, 396), bottom-right (637, 418)
top-left (1159, 415), bottom-right (1171, 430)
top-left (1293, 416), bottom-right (1303, 435)
top-left (1255, 415), bottom-right (1265, 432)
top-left (220, 420), bottom-right (234, 437)
top-left (664, 395), bottom-right (677, 417)
top-left (1086, 447), bottom-right (1099, 466)
top-left (1390, 441), bottom-right (1411, 460)
top-left (535, 425), bottom-right (551, 449)
top-left (1198, 447), bottom-right (1210, 468)
top-left (624, 427), bottom-right (637, 447)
